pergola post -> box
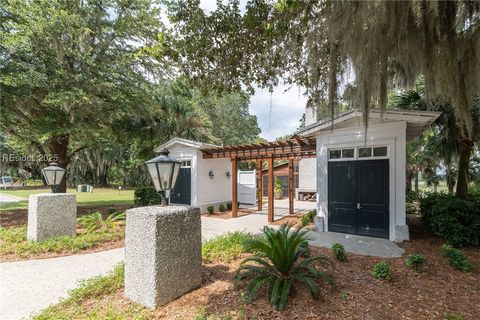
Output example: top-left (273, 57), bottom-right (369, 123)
top-left (288, 158), bottom-right (294, 215)
top-left (231, 157), bottom-right (238, 218)
top-left (267, 156), bottom-right (274, 222)
top-left (257, 160), bottom-right (263, 211)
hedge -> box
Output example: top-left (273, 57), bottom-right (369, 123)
top-left (420, 192), bottom-right (480, 247)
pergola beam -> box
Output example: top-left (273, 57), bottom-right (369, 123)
top-left (267, 156), bottom-right (274, 223)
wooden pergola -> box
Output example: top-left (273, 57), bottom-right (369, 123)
top-left (201, 135), bottom-right (316, 222)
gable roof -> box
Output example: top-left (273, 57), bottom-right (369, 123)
top-left (154, 137), bottom-right (220, 153)
top-left (295, 109), bottom-right (441, 141)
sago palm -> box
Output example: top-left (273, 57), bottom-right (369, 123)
top-left (235, 224), bottom-right (332, 311)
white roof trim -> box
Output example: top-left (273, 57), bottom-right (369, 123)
top-left (154, 137), bottom-right (220, 153)
top-left (296, 109), bottom-right (441, 137)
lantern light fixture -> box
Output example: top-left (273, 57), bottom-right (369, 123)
top-left (208, 170), bottom-right (214, 179)
top-left (145, 148), bottom-right (181, 205)
top-left (42, 162), bottom-right (65, 193)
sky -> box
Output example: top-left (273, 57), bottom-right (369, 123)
top-left (195, 0), bottom-right (308, 141)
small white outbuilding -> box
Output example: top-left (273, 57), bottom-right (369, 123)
top-left (153, 138), bottom-right (232, 211)
top-left (297, 109), bottom-right (440, 241)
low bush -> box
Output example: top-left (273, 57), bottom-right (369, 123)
top-left (218, 204), bottom-right (226, 212)
top-left (202, 231), bottom-right (257, 263)
top-left (133, 186), bottom-right (162, 206)
top-left (300, 210), bottom-right (316, 227)
top-left (206, 205), bottom-right (214, 214)
top-left (331, 243), bottom-right (348, 262)
top-left (77, 211), bottom-right (125, 233)
top-left (236, 224), bottom-right (333, 311)
top-left (226, 201), bottom-right (232, 210)
top-left (440, 244), bottom-right (473, 272)
top-left (420, 193), bottom-right (480, 247)
top-left (371, 261), bottom-right (392, 280)
top-left (405, 253), bottom-right (426, 272)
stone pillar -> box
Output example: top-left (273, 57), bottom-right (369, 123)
top-left (124, 205), bottom-right (202, 308)
top-left (27, 193), bottom-right (77, 241)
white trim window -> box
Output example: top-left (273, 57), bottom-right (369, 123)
top-left (328, 146), bottom-right (388, 161)
top-left (180, 160), bottom-right (192, 168)
top-left (328, 148), bottom-right (355, 160)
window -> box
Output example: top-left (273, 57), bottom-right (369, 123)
top-left (342, 149), bottom-right (354, 158)
top-left (373, 146), bottom-right (387, 157)
top-left (180, 160), bottom-right (191, 168)
top-left (329, 148), bottom-right (354, 160)
top-left (329, 150), bottom-right (341, 159)
top-left (358, 147), bottom-right (372, 158)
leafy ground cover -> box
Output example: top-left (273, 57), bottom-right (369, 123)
top-left (0, 188), bottom-right (134, 210)
top-left (0, 225), bottom-right (124, 262)
top-left (32, 222), bottom-right (479, 320)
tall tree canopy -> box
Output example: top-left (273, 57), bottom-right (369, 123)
top-left (1, 0), bottom-right (164, 191)
top-left (164, 0), bottom-right (480, 196)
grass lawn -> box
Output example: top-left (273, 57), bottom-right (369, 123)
top-left (0, 225), bottom-right (124, 261)
top-left (32, 227), bottom-right (480, 320)
top-left (0, 188), bottom-right (134, 210)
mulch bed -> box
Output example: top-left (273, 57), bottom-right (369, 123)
top-left (202, 208), bottom-right (256, 219)
top-left (0, 205), bottom-right (130, 262)
top-left (66, 214), bottom-right (480, 319)
top-left (0, 204), bottom-right (133, 228)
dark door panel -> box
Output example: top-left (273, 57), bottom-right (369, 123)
top-left (170, 167), bottom-right (191, 205)
top-left (328, 159), bottom-right (389, 239)
top-left (328, 161), bottom-right (356, 234)
top-left (356, 160), bottom-right (389, 238)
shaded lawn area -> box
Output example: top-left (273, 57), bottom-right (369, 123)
top-left (33, 225), bottom-right (479, 320)
top-left (0, 188), bottom-right (134, 210)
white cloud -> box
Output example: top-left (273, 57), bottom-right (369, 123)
top-left (249, 85), bottom-right (307, 141)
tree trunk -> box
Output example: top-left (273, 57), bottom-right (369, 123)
top-left (446, 164), bottom-right (456, 195)
top-left (414, 172), bottom-right (419, 193)
top-left (433, 183), bottom-right (438, 193)
top-left (406, 167), bottom-right (413, 193)
top-left (455, 138), bottom-right (473, 198)
top-left (49, 135), bottom-right (70, 193)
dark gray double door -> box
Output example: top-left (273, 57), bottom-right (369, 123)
top-left (328, 159), bottom-right (389, 239)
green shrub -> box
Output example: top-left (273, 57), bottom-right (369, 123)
top-left (440, 244), bottom-right (473, 271)
top-left (226, 201), bottom-right (232, 210)
top-left (405, 253), bottom-right (426, 272)
top-left (300, 215), bottom-right (310, 227)
top-left (420, 193), bottom-right (480, 247)
top-left (371, 261), bottom-right (392, 280)
top-left (207, 205), bottom-right (214, 214)
top-left (300, 210), bottom-right (316, 227)
top-left (406, 202), bottom-right (418, 215)
top-left (331, 243), bottom-right (348, 262)
top-left (219, 204), bottom-right (226, 212)
top-left (77, 211), bottom-right (125, 233)
top-left (406, 190), bottom-right (420, 203)
top-left (133, 186), bottom-right (162, 206)
top-left (202, 231), bottom-right (256, 263)
top-left (236, 224), bottom-right (333, 311)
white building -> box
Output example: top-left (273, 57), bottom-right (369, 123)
top-left (154, 138), bottom-right (232, 212)
top-left (296, 108), bottom-right (440, 241)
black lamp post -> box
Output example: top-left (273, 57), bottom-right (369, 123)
top-left (42, 162), bottom-right (66, 193)
top-left (145, 148), bottom-right (181, 205)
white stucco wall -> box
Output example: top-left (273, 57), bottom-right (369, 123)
top-left (196, 153), bottom-right (232, 208)
top-left (298, 158), bottom-right (316, 190)
top-left (163, 142), bottom-right (232, 212)
top-left (315, 121), bottom-right (407, 242)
